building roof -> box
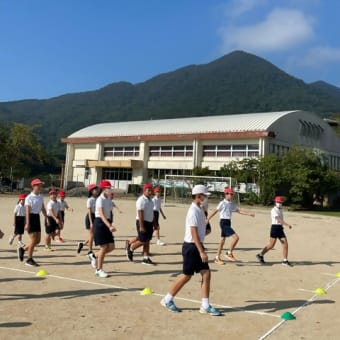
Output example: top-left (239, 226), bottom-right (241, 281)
top-left (67, 110), bottom-right (299, 139)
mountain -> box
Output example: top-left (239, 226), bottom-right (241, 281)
top-left (1, 50), bottom-right (340, 154)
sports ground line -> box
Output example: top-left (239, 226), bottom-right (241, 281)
top-left (258, 276), bottom-right (340, 340)
top-left (0, 265), bottom-right (280, 319)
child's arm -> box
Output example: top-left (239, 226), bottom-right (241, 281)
top-left (276, 216), bottom-right (292, 229)
top-left (66, 202), bottom-right (73, 212)
top-left (58, 211), bottom-right (64, 229)
top-left (237, 208), bottom-right (255, 217)
top-left (206, 209), bottom-right (218, 222)
top-left (160, 207), bottom-right (166, 219)
top-left (114, 205), bottom-right (123, 214)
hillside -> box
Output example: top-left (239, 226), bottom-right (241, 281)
top-left (1, 50), bottom-right (340, 154)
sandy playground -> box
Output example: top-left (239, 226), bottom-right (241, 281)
top-left (0, 195), bottom-right (339, 340)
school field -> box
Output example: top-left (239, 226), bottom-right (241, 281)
top-left (0, 195), bottom-right (339, 340)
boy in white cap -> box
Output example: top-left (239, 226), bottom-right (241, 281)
top-left (160, 184), bottom-right (221, 316)
top-left (207, 187), bottom-right (255, 265)
top-left (256, 196), bottom-right (293, 266)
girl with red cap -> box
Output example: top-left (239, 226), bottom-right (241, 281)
top-left (92, 180), bottom-right (116, 278)
top-left (256, 196), bottom-right (293, 266)
top-left (9, 193), bottom-right (27, 247)
top-left (152, 187), bottom-right (166, 246)
top-left (55, 190), bottom-right (73, 243)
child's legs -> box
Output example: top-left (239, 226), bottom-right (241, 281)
top-left (26, 232), bottom-right (41, 258)
top-left (229, 233), bottom-right (239, 253)
top-left (131, 239), bottom-right (145, 251)
top-left (18, 234), bottom-right (22, 241)
top-left (96, 243), bottom-right (114, 269)
top-left (216, 237), bottom-right (226, 257)
top-left (200, 269), bottom-right (211, 299)
top-left (261, 238), bottom-right (277, 255)
top-left (155, 228), bottom-right (160, 239)
top-left (168, 274), bottom-right (191, 297)
top-left (143, 242), bottom-right (150, 256)
top-left (279, 238), bottom-right (288, 258)
top-left (45, 233), bottom-right (52, 246)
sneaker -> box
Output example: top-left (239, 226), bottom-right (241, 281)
top-left (160, 298), bottom-right (181, 313)
top-left (95, 269), bottom-right (109, 278)
top-left (282, 260), bottom-right (293, 267)
top-left (17, 247), bottom-right (25, 262)
top-left (157, 239), bottom-right (165, 246)
top-left (44, 245), bottom-right (54, 252)
top-left (214, 257), bottom-right (225, 265)
top-left (17, 240), bottom-right (25, 248)
top-left (256, 254), bottom-right (265, 264)
top-left (199, 305), bottom-right (222, 316)
top-left (77, 242), bottom-right (84, 254)
top-left (126, 247), bottom-right (133, 262)
top-left (88, 251), bottom-right (97, 268)
top-left (8, 236), bottom-right (14, 245)
top-left (25, 258), bottom-right (40, 267)
top-left (225, 252), bottom-right (237, 262)
top-left (142, 257), bottom-right (155, 265)
top-left (125, 240), bottom-right (130, 250)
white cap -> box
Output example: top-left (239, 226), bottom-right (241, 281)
top-left (192, 185), bottom-right (210, 196)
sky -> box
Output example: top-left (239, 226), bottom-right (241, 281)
top-left (1, 0), bottom-right (340, 101)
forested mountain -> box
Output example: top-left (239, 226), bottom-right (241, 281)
top-left (1, 50), bottom-right (340, 154)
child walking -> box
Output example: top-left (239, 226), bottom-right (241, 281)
top-left (207, 187), bottom-right (255, 265)
top-left (9, 193), bottom-right (26, 247)
top-left (18, 178), bottom-right (47, 267)
top-left (256, 196), bottom-right (293, 266)
top-left (92, 180), bottom-right (116, 278)
top-left (152, 187), bottom-right (166, 246)
top-left (160, 185), bottom-right (221, 316)
top-left (55, 190), bottom-right (73, 242)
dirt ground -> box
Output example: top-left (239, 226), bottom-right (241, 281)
top-left (0, 195), bottom-right (339, 340)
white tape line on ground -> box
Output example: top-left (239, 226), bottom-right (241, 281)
top-left (0, 266), bottom-right (279, 318)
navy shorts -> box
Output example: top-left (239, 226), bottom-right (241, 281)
top-left (45, 216), bottom-right (58, 234)
top-left (94, 218), bottom-right (114, 246)
top-left (270, 224), bottom-right (286, 239)
top-left (14, 216), bottom-right (25, 235)
top-left (28, 214), bottom-right (41, 234)
top-left (220, 219), bottom-right (235, 237)
top-left (136, 220), bottom-right (153, 243)
top-left (60, 211), bottom-right (65, 223)
top-left (85, 213), bottom-right (95, 229)
top-left (182, 242), bottom-right (209, 276)
top-left (153, 211), bottom-right (160, 229)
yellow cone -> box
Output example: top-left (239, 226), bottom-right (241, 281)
top-left (36, 269), bottom-right (48, 277)
top-left (336, 272), bottom-right (340, 278)
top-left (314, 288), bottom-right (326, 295)
top-left (140, 287), bottom-right (153, 295)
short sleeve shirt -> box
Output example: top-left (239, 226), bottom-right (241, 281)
top-left (95, 194), bottom-right (113, 219)
top-left (271, 206), bottom-right (283, 224)
top-left (216, 199), bottom-right (238, 219)
top-left (152, 196), bottom-right (161, 212)
top-left (136, 195), bottom-right (154, 222)
top-left (25, 192), bottom-right (44, 214)
top-left (184, 203), bottom-right (206, 243)
top-left (47, 200), bottom-right (60, 217)
top-left (87, 197), bottom-right (96, 214)
top-left (14, 203), bottom-right (26, 217)
top-left (58, 199), bottom-right (69, 211)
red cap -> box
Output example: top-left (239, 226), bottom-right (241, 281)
top-left (143, 183), bottom-right (153, 190)
top-left (58, 191), bottom-right (66, 197)
top-left (274, 196), bottom-right (284, 203)
top-left (99, 180), bottom-right (112, 189)
top-left (31, 178), bottom-right (44, 187)
top-left (88, 184), bottom-right (98, 191)
top-left (154, 187), bottom-right (161, 193)
top-left (224, 187), bottom-right (234, 194)
top-left (18, 193), bottom-right (26, 200)
top-left (49, 189), bottom-right (57, 195)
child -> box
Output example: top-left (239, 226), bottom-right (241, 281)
top-left (160, 185), bottom-right (221, 316)
top-left (126, 183), bottom-right (155, 265)
top-left (18, 178), bottom-right (47, 267)
top-left (256, 196), bottom-right (293, 266)
top-left (152, 187), bottom-right (166, 246)
top-left (77, 184), bottom-right (99, 263)
top-left (92, 180), bottom-right (116, 278)
top-left (9, 193), bottom-right (26, 247)
top-left (207, 187), bottom-right (255, 265)
top-left (55, 190), bottom-right (73, 242)
top-left (45, 189), bottom-right (63, 251)
top-left (202, 194), bottom-right (212, 236)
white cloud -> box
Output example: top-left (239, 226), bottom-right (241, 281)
top-left (226, 0), bottom-right (267, 18)
top-left (301, 46), bottom-right (340, 67)
top-left (220, 8), bottom-right (314, 53)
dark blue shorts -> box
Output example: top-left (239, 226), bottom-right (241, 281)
top-left (136, 220), bottom-right (153, 243)
top-left (14, 216), bottom-right (25, 235)
top-left (220, 219), bottom-right (235, 237)
top-left (153, 211), bottom-right (160, 229)
top-left (270, 224), bottom-right (286, 239)
top-left (45, 216), bottom-right (58, 234)
top-left (28, 214), bottom-right (41, 234)
top-left (85, 213), bottom-right (95, 229)
top-left (182, 242), bottom-right (209, 276)
top-left (94, 218), bottom-right (114, 246)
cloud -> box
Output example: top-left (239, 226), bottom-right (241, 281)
top-left (220, 8), bottom-right (314, 53)
top-left (226, 0), bottom-right (267, 18)
top-left (300, 46), bottom-right (340, 67)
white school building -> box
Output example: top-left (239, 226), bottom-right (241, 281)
top-left (62, 110), bottom-right (340, 190)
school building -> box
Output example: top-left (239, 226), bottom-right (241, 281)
top-left (62, 110), bottom-right (340, 190)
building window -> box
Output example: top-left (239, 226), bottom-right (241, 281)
top-left (203, 144), bottom-right (259, 158)
top-left (149, 168), bottom-right (193, 179)
top-left (102, 168), bottom-right (132, 181)
top-left (103, 146), bottom-right (139, 157)
top-left (149, 145), bottom-right (193, 157)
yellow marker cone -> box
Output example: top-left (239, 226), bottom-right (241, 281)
top-left (336, 272), bottom-right (340, 278)
top-left (140, 287), bottom-right (153, 295)
top-left (36, 269), bottom-right (48, 277)
top-left (314, 288), bottom-right (326, 295)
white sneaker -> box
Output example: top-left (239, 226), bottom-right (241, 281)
top-left (88, 252), bottom-right (97, 268)
top-left (95, 269), bottom-right (108, 278)
top-left (157, 239), bottom-right (165, 246)
top-left (17, 240), bottom-right (25, 248)
top-left (8, 236), bottom-right (14, 245)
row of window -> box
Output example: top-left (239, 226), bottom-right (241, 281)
top-left (148, 168), bottom-right (193, 179)
top-left (149, 145), bottom-right (193, 157)
top-left (103, 146), bottom-right (140, 157)
top-left (102, 167), bottom-right (132, 181)
top-left (202, 145), bottom-right (259, 158)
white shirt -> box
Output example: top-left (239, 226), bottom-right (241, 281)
top-left (271, 206), bottom-right (283, 225)
top-left (58, 199), bottom-right (69, 211)
top-left (87, 197), bottom-right (97, 214)
top-left (152, 196), bottom-right (162, 212)
top-left (14, 203), bottom-right (26, 217)
top-left (136, 195), bottom-right (154, 222)
top-left (184, 203), bottom-right (206, 243)
top-left (216, 199), bottom-right (238, 219)
top-left (25, 192), bottom-right (44, 214)
top-left (47, 200), bottom-right (60, 217)
top-left (95, 194), bottom-right (113, 219)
